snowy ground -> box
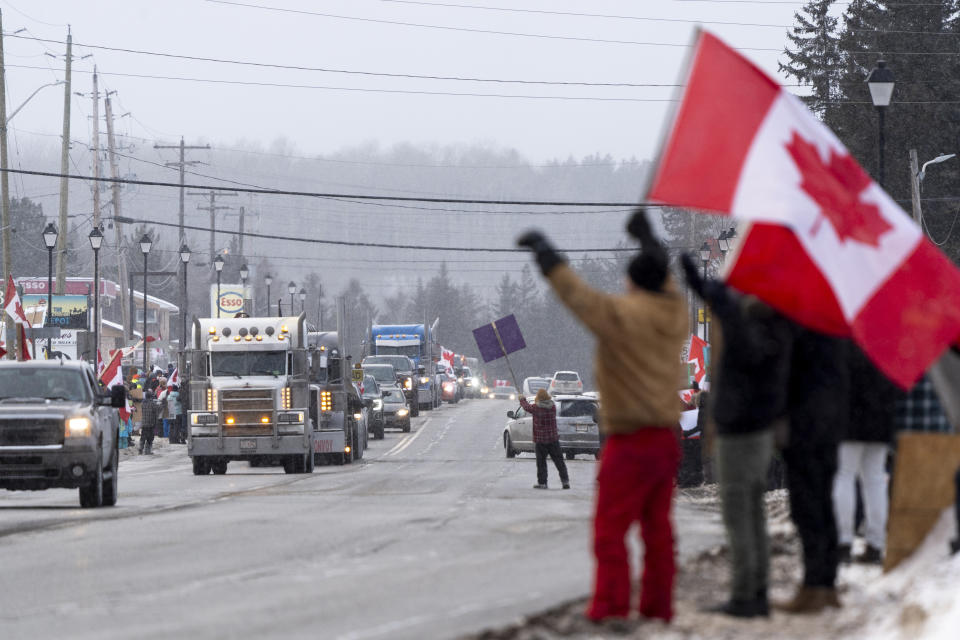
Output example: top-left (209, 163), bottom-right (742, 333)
top-left (463, 488), bottom-right (960, 640)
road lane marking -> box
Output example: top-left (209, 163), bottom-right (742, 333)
top-left (384, 425), bottom-right (427, 457)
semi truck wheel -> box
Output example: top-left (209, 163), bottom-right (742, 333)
top-left (192, 458), bottom-right (210, 475)
top-left (212, 460), bottom-right (229, 475)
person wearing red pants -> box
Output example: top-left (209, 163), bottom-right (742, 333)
top-left (518, 208), bottom-right (688, 623)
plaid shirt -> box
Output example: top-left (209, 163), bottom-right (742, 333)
top-left (519, 397), bottom-right (559, 443)
top-left (895, 377), bottom-right (952, 433)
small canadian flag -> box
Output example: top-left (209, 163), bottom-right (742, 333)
top-left (647, 31), bottom-right (960, 388)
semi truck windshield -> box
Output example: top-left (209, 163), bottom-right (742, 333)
top-left (212, 351), bottom-right (286, 377)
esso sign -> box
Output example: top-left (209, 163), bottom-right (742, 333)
top-left (218, 291), bottom-right (244, 314)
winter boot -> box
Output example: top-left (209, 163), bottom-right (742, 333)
top-left (137, 440), bottom-right (144, 455)
top-left (854, 545), bottom-right (883, 565)
top-left (838, 543), bottom-right (852, 564)
top-left (533, 483), bottom-right (548, 489)
top-left (144, 441), bottom-right (153, 455)
top-left (774, 586), bottom-right (838, 614)
top-left (562, 481), bottom-right (571, 489)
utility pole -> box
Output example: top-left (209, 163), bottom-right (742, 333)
top-left (0, 10), bottom-right (12, 360)
top-left (90, 67), bottom-right (101, 228)
top-left (104, 95), bottom-right (132, 340)
top-left (238, 206), bottom-right (245, 257)
top-left (54, 27), bottom-right (73, 295)
top-left (188, 189), bottom-right (237, 262)
top-left (154, 137), bottom-right (209, 244)
top-left (909, 148), bottom-right (922, 226)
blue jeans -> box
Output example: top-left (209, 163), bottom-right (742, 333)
top-left (162, 418), bottom-right (170, 438)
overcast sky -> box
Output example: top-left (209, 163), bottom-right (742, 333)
top-left (3, 0), bottom-right (804, 163)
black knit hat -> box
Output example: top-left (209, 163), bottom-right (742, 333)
top-left (628, 248), bottom-right (668, 292)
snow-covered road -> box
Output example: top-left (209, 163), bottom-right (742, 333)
top-left (0, 399), bottom-right (723, 639)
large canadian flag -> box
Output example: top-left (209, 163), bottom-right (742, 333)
top-left (647, 31), bottom-right (960, 388)
top-left (440, 348), bottom-right (455, 369)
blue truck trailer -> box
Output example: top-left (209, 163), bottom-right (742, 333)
top-left (370, 320), bottom-right (439, 411)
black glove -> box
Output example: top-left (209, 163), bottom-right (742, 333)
top-left (626, 208), bottom-right (658, 250)
top-left (517, 230), bottom-right (565, 276)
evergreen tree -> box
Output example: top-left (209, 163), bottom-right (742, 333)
top-left (780, 0), bottom-right (843, 118)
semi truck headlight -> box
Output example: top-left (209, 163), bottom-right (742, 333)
top-left (419, 376), bottom-right (430, 385)
top-left (353, 412), bottom-right (363, 421)
top-left (397, 408), bottom-right (409, 417)
top-left (321, 391), bottom-right (332, 412)
top-left (278, 423), bottom-right (305, 435)
top-left (191, 425), bottom-right (218, 436)
top-left (66, 417), bottom-right (92, 437)
top-left (481, 386), bottom-right (489, 394)
top-left (277, 411), bottom-right (304, 423)
top-left (282, 387), bottom-right (292, 410)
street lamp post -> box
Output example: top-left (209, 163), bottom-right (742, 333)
top-left (264, 274), bottom-right (273, 317)
top-left (239, 263), bottom-right (249, 315)
top-left (42, 223), bottom-right (58, 359)
top-left (299, 287), bottom-right (306, 314)
top-left (699, 241), bottom-right (711, 342)
top-left (139, 233), bottom-right (152, 375)
top-left (288, 281), bottom-right (296, 316)
top-left (179, 244), bottom-right (191, 351)
top-left (213, 255), bottom-right (225, 318)
top-left (867, 60), bottom-right (895, 188)
top-left (88, 227), bottom-right (103, 367)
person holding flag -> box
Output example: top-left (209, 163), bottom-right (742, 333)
top-left (517, 208), bottom-right (687, 624)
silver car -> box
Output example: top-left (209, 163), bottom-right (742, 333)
top-left (548, 371), bottom-right (583, 395)
top-left (503, 394), bottom-right (600, 460)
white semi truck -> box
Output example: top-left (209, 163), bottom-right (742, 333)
top-left (186, 314), bottom-right (314, 475)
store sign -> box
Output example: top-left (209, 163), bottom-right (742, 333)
top-left (210, 285), bottom-right (251, 317)
top-left (22, 295), bottom-right (90, 330)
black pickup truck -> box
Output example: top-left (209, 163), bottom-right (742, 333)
top-left (0, 360), bottom-right (125, 507)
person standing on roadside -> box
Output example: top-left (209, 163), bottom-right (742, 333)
top-left (139, 389), bottom-right (158, 455)
top-left (776, 329), bottom-right (850, 614)
top-left (682, 256), bottom-right (795, 618)
top-left (517, 208), bottom-right (688, 624)
top-left (519, 389), bottom-right (569, 490)
top-left (832, 348), bottom-right (900, 565)
top-left (167, 385), bottom-right (182, 444)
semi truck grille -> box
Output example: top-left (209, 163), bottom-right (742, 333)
top-left (0, 419), bottom-right (64, 446)
top-left (221, 388), bottom-right (274, 435)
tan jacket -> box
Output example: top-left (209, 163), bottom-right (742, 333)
top-left (548, 264), bottom-right (688, 434)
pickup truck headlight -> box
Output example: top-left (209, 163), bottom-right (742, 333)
top-left (277, 411), bottom-right (304, 424)
top-left (66, 417), bottom-right (92, 437)
top-left (191, 413), bottom-right (218, 425)
top-left (403, 378), bottom-right (413, 390)
top-left (372, 398), bottom-right (383, 411)
top-left (396, 408), bottom-right (409, 417)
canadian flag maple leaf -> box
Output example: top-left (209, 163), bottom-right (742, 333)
top-left (785, 131), bottom-right (893, 247)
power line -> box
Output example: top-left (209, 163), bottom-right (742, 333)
top-left (3, 61), bottom-right (678, 103)
top-left (112, 214), bottom-right (635, 254)
top-left (376, 0), bottom-right (792, 28)
top-left (0, 34), bottom-right (727, 88)
top-left (0, 166), bottom-right (642, 207)
top-left (202, 0), bottom-right (783, 51)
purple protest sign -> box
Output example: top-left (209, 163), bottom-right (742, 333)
top-left (473, 314), bottom-right (526, 363)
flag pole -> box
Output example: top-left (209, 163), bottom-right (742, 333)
top-left (490, 321), bottom-right (520, 391)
